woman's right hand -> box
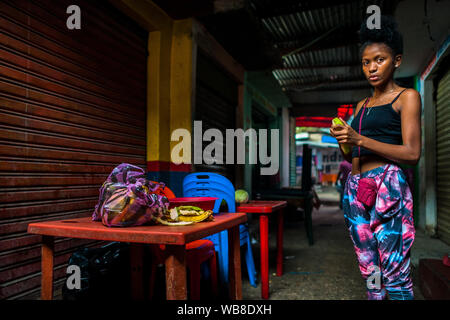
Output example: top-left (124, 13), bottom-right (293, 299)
top-left (329, 122), bottom-right (345, 139)
top-left (330, 120), bottom-right (353, 159)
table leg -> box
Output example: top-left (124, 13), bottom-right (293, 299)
top-left (228, 225), bottom-right (242, 300)
top-left (276, 208), bottom-right (284, 277)
top-left (130, 243), bottom-right (144, 300)
top-left (165, 245), bottom-right (187, 300)
top-left (41, 235), bottom-right (54, 300)
top-left (260, 214), bottom-right (269, 299)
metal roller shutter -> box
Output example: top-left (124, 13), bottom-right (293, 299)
top-left (194, 51), bottom-right (237, 183)
top-left (436, 67), bottom-right (450, 245)
top-left (0, 0), bottom-right (147, 299)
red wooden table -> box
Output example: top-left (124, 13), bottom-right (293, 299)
top-left (237, 200), bottom-right (287, 299)
top-left (27, 212), bottom-right (246, 300)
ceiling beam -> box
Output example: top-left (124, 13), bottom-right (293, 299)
top-left (193, 20), bottom-right (245, 84)
top-left (151, 0), bottom-right (245, 20)
top-left (109, 0), bottom-right (172, 31)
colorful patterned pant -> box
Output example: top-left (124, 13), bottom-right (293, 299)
top-left (342, 163), bottom-right (415, 300)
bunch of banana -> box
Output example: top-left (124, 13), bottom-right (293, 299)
top-left (153, 206), bottom-right (214, 226)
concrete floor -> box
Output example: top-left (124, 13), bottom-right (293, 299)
top-left (241, 186), bottom-right (449, 300)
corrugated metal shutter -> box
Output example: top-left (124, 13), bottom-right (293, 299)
top-left (0, 0), bottom-right (147, 299)
top-left (194, 52), bottom-right (237, 183)
top-left (436, 67), bottom-right (450, 245)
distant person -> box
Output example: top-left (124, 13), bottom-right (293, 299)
top-left (329, 16), bottom-right (421, 300)
top-left (336, 160), bottom-right (352, 209)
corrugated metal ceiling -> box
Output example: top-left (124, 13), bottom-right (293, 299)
top-left (248, 0), bottom-right (399, 94)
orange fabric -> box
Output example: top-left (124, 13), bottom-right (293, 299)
top-left (150, 181), bottom-right (176, 199)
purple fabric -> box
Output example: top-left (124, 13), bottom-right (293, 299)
top-left (92, 163), bottom-right (169, 227)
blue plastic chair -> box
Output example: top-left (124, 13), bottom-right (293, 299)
top-left (183, 172), bottom-right (257, 287)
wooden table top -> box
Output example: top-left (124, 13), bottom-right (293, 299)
top-left (27, 212), bottom-right (247, 245)
top-left (237, 200), bottom-right (287, 213)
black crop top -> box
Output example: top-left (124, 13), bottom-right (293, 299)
top-left (351, 89), bottom-right (406, 158)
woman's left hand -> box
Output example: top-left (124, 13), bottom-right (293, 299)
top-left (330, 117), bottom-right (362, 147)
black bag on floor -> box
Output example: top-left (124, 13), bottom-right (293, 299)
top-left (62, 242), bottom-right (130, 300)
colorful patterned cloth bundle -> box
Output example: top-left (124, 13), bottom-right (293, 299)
top-left (92, 163), bottom-right (169, 227)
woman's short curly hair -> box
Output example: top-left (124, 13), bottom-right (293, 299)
top-left (359, 15), bottom-right (403, 56)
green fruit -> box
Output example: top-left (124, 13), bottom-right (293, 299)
top-left (332, 118), bottom-right (351, 154)
top-left (235, 189), bottom-right (249, 204)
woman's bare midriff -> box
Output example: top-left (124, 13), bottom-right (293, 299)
top-left (351, 154), bottom-right (394, 175)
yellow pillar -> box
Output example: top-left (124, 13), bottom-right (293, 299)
top-left (170, 19), bottom-right (194, 161)
top-left (147, 18), bottom-right (195, 195)
top-left (147, 26), bottom-right (173, 165)
top-left (113, 1), bottom-right (195, 195)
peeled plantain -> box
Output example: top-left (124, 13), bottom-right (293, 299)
top-left (153, 216), bottom-right (195, 226)
top-left (178, 210), bottom-right (213, 222)
top-left (155, 206), bottom-right (214, 225)
top-left (177, 206), bottom-right (205, 215)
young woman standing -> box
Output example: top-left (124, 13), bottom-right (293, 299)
top-left (330, 16), bottom-right (421, 300)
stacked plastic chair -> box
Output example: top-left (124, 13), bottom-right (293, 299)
top-left (183, 172), bottom-right (257, 287)
top-left (148, 183), bottom-right (218, 300)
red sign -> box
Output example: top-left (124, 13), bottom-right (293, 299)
top-left (296, 105), bottom-right (353, 128)
top-left (296, 117), bottom-right (334, 128)
top-left (337, 105), bottom-right (353, 119)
